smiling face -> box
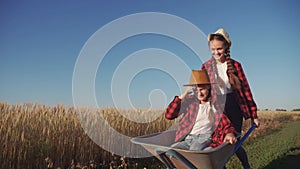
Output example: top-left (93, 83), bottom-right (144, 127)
top-left (194, 84), bottom-right (211, 104)
top-left (209, 39), bottom-right (227, 63)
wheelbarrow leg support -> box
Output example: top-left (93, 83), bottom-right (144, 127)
top-left (167, 150), bottom-right (197, 169)
top-left (155, 148), bottom-right (197, 169)
top-left (155, 149), bottom-right (176, 169)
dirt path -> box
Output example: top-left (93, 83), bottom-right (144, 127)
top-left (281, 148), bottom-right (300, 169)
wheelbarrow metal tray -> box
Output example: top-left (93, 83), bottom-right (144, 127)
top-left (131, 130), bottom-right (235, 169)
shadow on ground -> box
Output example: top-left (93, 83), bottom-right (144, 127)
top-left (263, 147), bottom-right (300, 169)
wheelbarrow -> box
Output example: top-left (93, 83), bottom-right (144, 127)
top-left (131, 124), bottom-right (257, 169)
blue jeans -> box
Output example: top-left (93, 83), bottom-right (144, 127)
top-left (171, 134), bottom-right (212, 151)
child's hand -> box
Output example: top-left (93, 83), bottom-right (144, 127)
top-left (223, 133), bottom-right (237, 144)
top-left (179, 86), bottom-right (194, 99)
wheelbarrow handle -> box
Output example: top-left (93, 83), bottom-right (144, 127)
top-left (233, 123), bottom-right (257, 152)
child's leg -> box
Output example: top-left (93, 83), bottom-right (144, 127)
top-left (189, 139), bottom-right (212, 150)
top-left (170, 139), bottom-right (191, 150)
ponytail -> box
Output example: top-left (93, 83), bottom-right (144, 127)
top-left (225, 48), bottom-right (241, 91)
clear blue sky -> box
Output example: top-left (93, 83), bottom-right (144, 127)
top-left (1, 0), bottom-right (299, 110)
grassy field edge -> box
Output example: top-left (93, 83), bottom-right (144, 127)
top-left (227, 120), bottom-right (300, 169)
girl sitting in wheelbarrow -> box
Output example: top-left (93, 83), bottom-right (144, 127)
top-left (165, 69), bottom-right (237, 151)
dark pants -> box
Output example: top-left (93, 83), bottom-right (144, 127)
top-left (224, 93), bottom-right (251, 169)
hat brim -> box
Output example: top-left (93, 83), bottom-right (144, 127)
top-left (183, 82), bottom-right (216, 86)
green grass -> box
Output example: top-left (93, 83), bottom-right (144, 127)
top-left (226, 120), bottom-right (300, 169)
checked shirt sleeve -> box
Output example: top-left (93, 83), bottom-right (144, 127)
top-left (234, 61), bottom-right (258, 119)
top-left (211, 113), bottom-right (236, 147)
top-left (165, 96), bottom-right (183, 120)
top-left (219, 114), bottom-right (236, 135)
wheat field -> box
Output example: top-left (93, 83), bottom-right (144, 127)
top-left (1, 102), bottom-right (299, 169)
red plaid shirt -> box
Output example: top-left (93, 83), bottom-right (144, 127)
top-left (165, 96), bottom-right (235, 148)
top-left (202, 58), bottom-right (258, 119)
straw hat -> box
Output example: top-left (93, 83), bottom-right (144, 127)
top-left (183, 70), bottom-right (211, 86)
top-left (208, 28), bottom-right (231, 47)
